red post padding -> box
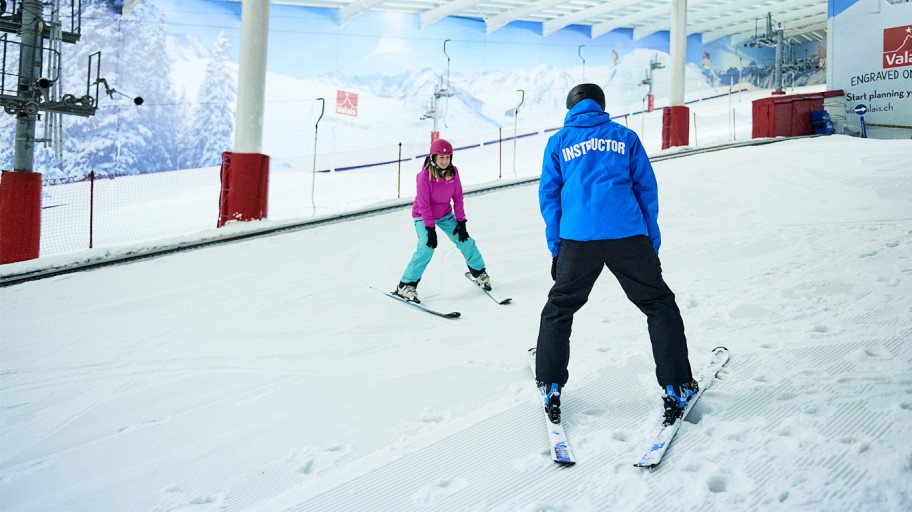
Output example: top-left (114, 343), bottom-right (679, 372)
top-left (217, 152), bottom-right (270, 228)
top-left (0, 170), bottom-right (43, 264)
top-left (661, 106), bottom-right (690, 149)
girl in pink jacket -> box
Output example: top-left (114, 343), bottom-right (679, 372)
top-left (394, 138), bottom-right (490, 303)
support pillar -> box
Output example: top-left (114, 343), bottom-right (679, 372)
top-left (662, 0), bottom-right (690, 148)
top-left (219, 0), bottom-right (271, 227)
top-left (773, 25), bottom-right (785, 95)
top-left (234, 0), bottom-right (269, 154)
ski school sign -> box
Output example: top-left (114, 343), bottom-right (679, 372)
top-left (827, 0), bottom-right (912, 139)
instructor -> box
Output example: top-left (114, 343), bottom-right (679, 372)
top-left (534, 83), bottom-right (696, 426)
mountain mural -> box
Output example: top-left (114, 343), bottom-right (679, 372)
top-left (0, 0), bottom-right (826, 179)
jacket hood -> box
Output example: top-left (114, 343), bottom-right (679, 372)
top-left (564, 99), bottom-right (612, 128)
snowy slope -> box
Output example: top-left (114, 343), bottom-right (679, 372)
top-left (1, 134), bottom-right (911, 511)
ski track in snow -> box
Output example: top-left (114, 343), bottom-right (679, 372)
top-left (1, 137), bottom-right (911, 511)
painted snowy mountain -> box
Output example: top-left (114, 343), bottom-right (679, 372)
top-left (165, 34), bottom-right (739, 162)
top-left (262, 50), bottom-right (724, 158)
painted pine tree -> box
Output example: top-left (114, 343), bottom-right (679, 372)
top-left (60, 0), bottom-right (131, 178)
top-left (119, 2), bottom-right (178, 173)
top-left (189, 32), bottom-right (236, 168)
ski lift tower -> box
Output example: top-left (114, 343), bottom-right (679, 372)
top-left (420, 39), bottom-right (455, 144)
top-left (744, 12), bottom-right (787, 95)
top-left (640, 54), bottom-right (664, 113)
top-left (420, 76), bottom-right (454, 143)
top-left (0, 0), bottom-right (127, 263)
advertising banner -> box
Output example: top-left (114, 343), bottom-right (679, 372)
top-left (827, 0), bottom-right (912, 139)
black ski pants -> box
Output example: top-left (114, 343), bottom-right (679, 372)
top-left (535, 235), bottom-right (693, 389)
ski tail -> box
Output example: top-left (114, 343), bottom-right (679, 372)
top-left (528, 348), bottom-right (576, 465)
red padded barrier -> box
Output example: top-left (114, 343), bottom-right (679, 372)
top-left (752, 92), bottom-right (826, 138)
top-left (0, 170), bottom-right (43, 264)
top-left (661, 106), bottom-right (690, 149)
top-left (217, 152), bottom-right (270, 228)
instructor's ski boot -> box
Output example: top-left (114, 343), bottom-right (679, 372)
top-left (661, 379), bottom-right (699, 425)
top-left (538, 381), bottom-right (562, 424)
top-left (468, 267), bottom-right (492, 291)
top-left (394, 281), bottom-right (419, 303)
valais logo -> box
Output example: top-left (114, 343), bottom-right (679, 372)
top-left (883, 25), bottom-right (912, 69)
top-left (336, 90), bottom-right (358, 117)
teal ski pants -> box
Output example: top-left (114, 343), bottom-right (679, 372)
top-left (400, 213), bottom-right (486, 284)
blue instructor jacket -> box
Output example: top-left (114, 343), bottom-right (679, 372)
top-left (539, 99), bottom-right (661, 258)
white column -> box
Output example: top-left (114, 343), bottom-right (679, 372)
top-left (234, 0), bottom-right (270, 153)
top-left (669, 0), bottom-right (687, 107)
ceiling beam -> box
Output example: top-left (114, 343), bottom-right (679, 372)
top-left (728, 21), bottom-right (827, 45)
top-left (712, 9), bottom-right (825, 43)
top-left (629, 0), bottom-right (763, 41)
top-left (773, 18), bottom-right (828, 42)
top-left (594, 5), bottom-right (668, 39)
top-left (213, 0), bottom-right (828, 45)
top-left (632, 0), bottom-right (813, 41)
top-left (703, 8), bottom-right (826, 44)
top-left (632, 23), bottom-right (671, 42)
top-left (542, 0), bottom-right (645, 37)
top-left (685, 2), bottom-right (783, 35)
top-left (485, 0), bottom-right (568, 34)
top-left (340, 0), bottom-right (387, 26)
top-left (420, 0), bottom-right (485, 30)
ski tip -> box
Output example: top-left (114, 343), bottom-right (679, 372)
top-left (711, 346), bottom-right (731, 363)
top-left (446, 312), bottom-right (462, 318)
top-left (499, 298), bottom-right (513, 305)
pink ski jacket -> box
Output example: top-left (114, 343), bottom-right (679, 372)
top-left (411, 166), bottom-right (466, 227)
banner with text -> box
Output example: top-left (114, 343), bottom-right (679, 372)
top-left (827, 0), bottom-right (912, 139)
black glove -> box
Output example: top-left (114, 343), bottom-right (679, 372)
top-left (551, 257), bottom-right (558, 281)
top-left (425, 226), bottom-right (438, 248)
top-left (453, 219), bottom-right (470, 242)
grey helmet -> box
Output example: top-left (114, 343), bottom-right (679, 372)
top-left (566, 83), bottom-right (605, 110)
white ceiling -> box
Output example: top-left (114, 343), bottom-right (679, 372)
top-left (216, 0), bottom-right (828, 44)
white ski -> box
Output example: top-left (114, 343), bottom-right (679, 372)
top-left (633, 346), bottom-right (730, 468)
top-left (375, 288), bottom-right (461, 319)
top-left (527, 348), bottom-right (576, 465)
